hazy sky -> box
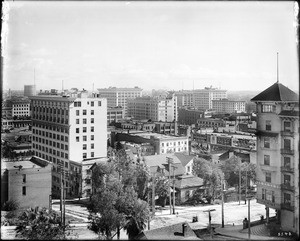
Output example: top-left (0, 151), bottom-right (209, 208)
top-left (2, 1), bottom-right (299, 92)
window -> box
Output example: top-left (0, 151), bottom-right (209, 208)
top-left (83, 153), bottom-right (87, 159)
top-left (91, 118), bottom-right (94, 124)
top-left (264, 137), bottom-right (270, 148)
top-left (91, 143), bottom-right (94, 149)
top-left (284, 157), bottom-right (291, 168)
top-left (76, 110), bottom-right (80, 116)
top-left (262, 188), bottom-right (265, 200)
top-left (284, 193), bottom-right (291, 205)
top-left (283, 121), bottom-right (291, 132)
top-left (91, 126), bottom-right (94, 132)
top-left (91, 135), bottom-right (94, 140)
top-left (76, 119), bottom-right (80, 124)
top-left (272, 191), bottom-right (275, 203)
top-left (91, 110), bottom-right (94, 115)
top-left (76, 136), bottom-right (79, 142)
top-left (91, 101), bottom-right (94, 107)
top-left (266, 120), bottom-right (272, 131)
top-left (76, 128), bottom-right (80, 133)
top-left (83, 136), bottom-right (87, 141)
top-left (265, 172), bottom-right (271, 183)
top-left (98, 101), bottom-right (101, 106)
top-left (22, 174), bottom-right (26, 183)
top-left (83, 144), bottom-right (87, 150)
top-left (22, 186), bottom-right (26, 195)
top-left (262, 105), bottom-right (275, 113)
top-left (187, 166), bottom-right (191, 173)
top-left (264, 155), bottom-right (270, 165)
top-left (83, 127), bottom-right (87, 133)
top-left (83, 110), bottom-right (87, 115)
top-left (91, 152), bottom-right (94, 157)
top-left (83, 119), bottom-right (87, 124)
top-left (283, 139), bottom-right (291, 150)
top-left (283, 175), bottom-right (291, 186)
top-left (65, 162), bottom-right (68, 168)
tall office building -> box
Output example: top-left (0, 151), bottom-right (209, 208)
top-left (251, 82), bottom-right (299, 235)
top-left (127, 92), bottom-right (178, 122)
top-left (97, 86), bottom-right (142, 117)
top-left (30, 91), bottom-right (107, 198)
top-left (175, 87), bottom-right (227, 110)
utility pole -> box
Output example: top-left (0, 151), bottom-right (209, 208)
top-left (60, 163), bottom-right (63, 224)
top-left (248, 197), bottom-right (251, 239)
top-left (245, 167), bottom-right (247, 205)
top-left (167, 157), bottom-right (173, 215)
top-left (204, 209), bottom-right (216, 239)
top-left (238, 156), bottom-right (241, 205)
top-left (221, 181), bottom-right (224, 228)
top-left (152, 173), bottom-right (155, 217)
top-left (172, 166), bottom-right (177, 214)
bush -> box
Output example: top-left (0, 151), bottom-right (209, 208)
top-left (2, 200), bottom-right (19, 211)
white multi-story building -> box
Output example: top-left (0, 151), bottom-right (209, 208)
top-left (175, 87), bottom-right (227, 110)
top-left (127, 92), bottom-right (178, 122)
top-left (30, 91), bottom-right (107, 198)
top-left (5, 97), bottom-right (31, 118)
top-left (212, 99), bottom-right (246, 113)
top-left (97, 87), bottom-right (142, 117)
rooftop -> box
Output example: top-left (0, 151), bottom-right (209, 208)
top-left (251, 82), bottom-right (299, 102)
top-left (2, 156), bottom-right (50, 170)
top-left (175, 175), bottom-right (204, 189)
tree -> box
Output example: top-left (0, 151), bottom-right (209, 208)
top-left (15, 207), bottom-right (71, 240)
top-left (193, 157), bottom-right (223, 202)
top-left (88, 161), bottom-right (150, 240)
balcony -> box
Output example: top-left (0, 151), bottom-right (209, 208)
top-left (281, 203), bottom-right (294, 211)
top-left (280, 149), bottom-right (294, 155)
top-left (281, 183), bottom-right (295, 192)
top-left (280, 166), bottom-right (294, 173)
top-left (280, 130), bottom-right (294, 137)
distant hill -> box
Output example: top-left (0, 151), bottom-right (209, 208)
top-left (227, 90), bottom-right (260, 102)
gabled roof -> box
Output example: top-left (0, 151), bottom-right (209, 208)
top-left (175, 175), bottom-right (204, 189)
top-left (174, 153), bottom-right (194, 167)
top-left (136, 222), bottom-right (199, 240)
top-left (251, 82), bottom-right (299, 102)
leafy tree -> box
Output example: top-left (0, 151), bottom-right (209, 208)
top-left (193, 157), bottom-right (223, 202)
top-left (115, 141), bottom-right (123, 151)
top-left (15, 207), bottom-right (71, 240)
top-left (88, 161), bottom-right (150, 240)
top-left (153, 175), bottom-right (169, 207)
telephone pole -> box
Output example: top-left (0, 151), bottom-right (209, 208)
top-left (221, 181), bottom-right (224, 228)
top-left (172, 165), bottom-right (177, 214)
top-left (238, 156), bottom-right (241, 205)
top-left (167, 157), bottom-right (173, 215)
top-left (152, 173), bottom-right (156, 216)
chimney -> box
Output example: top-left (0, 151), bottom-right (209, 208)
top-left (182, 223), bottom-right (187, 237)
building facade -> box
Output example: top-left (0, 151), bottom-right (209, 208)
top-left (97, 87), bottom-right (142, 117)
top-left (107, 106), bottom-right (125, 125)
top-left (5, 97), bottom-right (31, 118)
top-left (212, 99), bottom-right (246, 114)
top-left (1, 157), bottom-right (52, 209)
top-left (178, 108), bottom-right (204, 125)
top-left (127, 93), bottom-right (178, 122)
top-left (30, 91), bottom-right (107, 198)
top-left (251, 82), bottom-right (299, 236)
top-left (175, 87), bottom-right (227, 110)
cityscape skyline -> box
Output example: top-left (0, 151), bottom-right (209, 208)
top-left (2, 1), bottom-right (299, 92)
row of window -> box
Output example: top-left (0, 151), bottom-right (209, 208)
top-left (32, 106), bottom-right (69, 116)
top-left (161, 141), bottom-right (187, 147)
top-left (76, 118), bottom-right (94, 124)
top-left (34, 149), bottom-right (68, 160)
top-left (76, 109), bottom-right (94, 116)
top-left (161, 147), bottom-right (187, 153)
top-left (32, 130), bottom-right (68, 142)
top-left (263, 155), bottom-right (291, 167)
top-left (261, 189), bottom-right (292, 206)
top-left (33, 142), bottom-right (68, 151)
top-left (32, 100), bottom-right (69, 107)
top-left (265, 120), bottom-right (292, 132)
top-left (76, 135), bottom-right (94, 142)
top-left (76, 126), bottom-right (94, 133)
top-left (74, 101), bottom-right (101, 107)
top-left (33, 123), bottom-right (69, 133)
top-left (263, 137), bottom-right (292, 150)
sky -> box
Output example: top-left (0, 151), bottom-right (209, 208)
top-left (2, 1), bottom-right (299, 92)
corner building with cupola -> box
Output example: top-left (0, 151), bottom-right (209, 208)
top-left (251, 82), bottom-right (299, 236)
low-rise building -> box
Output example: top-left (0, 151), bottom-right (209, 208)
top-left (107, 106), bottom-right (125, 125)
top-left (1, 157), bottom-right (52, 209)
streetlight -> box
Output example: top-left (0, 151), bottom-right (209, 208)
top-left (203, 209), bottom-right (216, 239)
top-left (247, 197), bottom-right (251, 239)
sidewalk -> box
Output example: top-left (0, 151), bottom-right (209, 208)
top-left (215, 224), bottom-right (292, 240)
